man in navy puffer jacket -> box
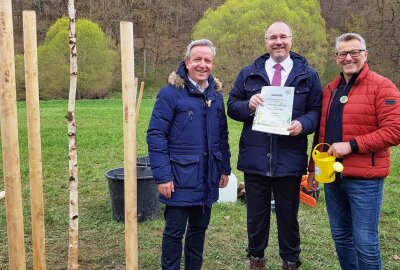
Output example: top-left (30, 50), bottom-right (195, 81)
top-left (227, 22), bottom-right (322, 269)
top-left (147, 39), bottom-right (231, 270)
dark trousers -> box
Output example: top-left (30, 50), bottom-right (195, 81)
top-left (245, 173), bottom-right (301, 263)
top-left (162, 205), bottom-right (211, 270)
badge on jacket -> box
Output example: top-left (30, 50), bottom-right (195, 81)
top-left (385, 99), bottom-right (396, 105)
top-left (206, 100), bottom-right (212, 108)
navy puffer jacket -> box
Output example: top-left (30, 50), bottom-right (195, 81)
top-left (147, 61), bottom-right (231, 207)
top-left (227, 52), bottom-right (322, 177)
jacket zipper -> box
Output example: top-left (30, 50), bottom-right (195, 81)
top-left (188, 110), bottom-right (193, 121)
top-left (204, 98), bottom-right (210, 207)
top-left (269, 134), bottom-right (273, 177)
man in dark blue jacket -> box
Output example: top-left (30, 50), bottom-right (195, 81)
top-left (227, 22), bottom-right (322, 270)
top-left (147, 39), bottom-right (231, 270)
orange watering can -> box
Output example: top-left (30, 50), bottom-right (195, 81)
top-left (312, 143), bottom-right (343, 183)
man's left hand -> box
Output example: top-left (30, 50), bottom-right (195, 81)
top-left (219, 174), bottom-right (229, 188)
top-left (328, 142), bottom-right (352, 158)
top-left (287, 120), bottom-right (302, 136)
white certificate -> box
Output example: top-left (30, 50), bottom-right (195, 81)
top-left (252, 86), bottom-right (294, 135)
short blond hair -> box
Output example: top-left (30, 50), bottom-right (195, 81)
top-left (185, 39), bottom-right (216, 59)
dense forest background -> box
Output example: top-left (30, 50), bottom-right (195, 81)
top-left (11, 0), bottom-right (400, 96)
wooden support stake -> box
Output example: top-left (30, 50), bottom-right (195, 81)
top-left (0, 0), bottom-right (27, 269)
top-left (23, 10), bottom-right (47, 270)
top-left (135, 82), bottom-right (145, 124)
top-left (134, 77), bottom-right (138, 92)
top-left (120, 21), bottom-right (138, 270)
top-left (67, 1), bottom-right (79, 269)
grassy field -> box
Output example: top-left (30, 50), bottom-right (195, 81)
top-left (0, 99), bottom-right (399, 269)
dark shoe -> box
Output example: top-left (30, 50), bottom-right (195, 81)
top-left (250, 256), bottom-right (265, 270)
top-left (282, 260), bottom-right (300, 270)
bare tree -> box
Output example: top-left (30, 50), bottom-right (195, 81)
top-left (67, 0), bottom-right (79, 269)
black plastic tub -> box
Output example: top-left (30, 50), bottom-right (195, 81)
top-left (105, 164), bottom-right (159, 222)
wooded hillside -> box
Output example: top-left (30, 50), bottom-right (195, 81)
top-left (11, 0), bottom-right (400, 89)
top-left (12, 0), bottom-right (225, 83)
top-left (320, 0), bottom-right (399, 86)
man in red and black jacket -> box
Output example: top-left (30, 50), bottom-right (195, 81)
top-left (309, 33), bottom-right (400, 270)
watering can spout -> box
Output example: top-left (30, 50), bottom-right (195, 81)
top-left (333, 161), bottom-right (344, 173)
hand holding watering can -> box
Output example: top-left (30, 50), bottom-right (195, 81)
top-left (312, 143), bottom-right (344, 183)
top-left (326, 141), bottom-right (353, 158)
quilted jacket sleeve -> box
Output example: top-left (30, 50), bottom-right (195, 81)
top-left (218, 94), bottom-right (231, 175)
top-left (227, 69), bottom-right (254, 122)
top-left (355, 79), bottom-right (400, 153)
top-left (147, 88), bottom-right (175, 184)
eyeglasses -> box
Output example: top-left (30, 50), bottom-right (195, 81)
top-left (265, 35), bottom-right (292, 42)
top-left (335, 49), bottom-right (365, 59)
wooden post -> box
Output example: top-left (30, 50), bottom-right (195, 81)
top-left (23, 10), bottom-right (47, 270)
top-left (67, 1), bottom-right (79, 269)
top-left (120, 21), bottom-right (138, 270)
top-left (0, 0), bottom-right (27, 269)
top-left (135, 82), bottom-right (145, 124)
top-left (0, 190), bottom-right (5, 200)
top-left (134, 77), bottom-right (138, 93)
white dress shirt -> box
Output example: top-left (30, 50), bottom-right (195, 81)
top-left (188, 76), bottom-right (208, 92)
top-left (265, 56), bottom-right (293, 86)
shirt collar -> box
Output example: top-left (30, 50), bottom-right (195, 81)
top-left (265, 56), bottom-right (293, 72)
top-left (188, 76), bottom-right (209, 92)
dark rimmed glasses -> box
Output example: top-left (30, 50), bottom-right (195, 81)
top-left (335, 49), bottom-right (366, 60)
top-left (265, 35), bottom-right (292, 42)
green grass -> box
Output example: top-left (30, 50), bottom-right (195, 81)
top-left (0, 99), bottom-right (399, 269)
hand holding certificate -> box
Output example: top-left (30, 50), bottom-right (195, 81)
top-left (252, 86), bottom-right (295, 135)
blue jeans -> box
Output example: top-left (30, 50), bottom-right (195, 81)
top-left (161, 205), bottom-right (211, 270)
top-left (325, 177), bottom-right (384, 270)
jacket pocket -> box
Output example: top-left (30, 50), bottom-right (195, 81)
top-left (244, 84), bottom-right (262, 100)
top-left (173, 110), bottom-right (194, 141)
top-left (170, 154), bottom-right (200, 188)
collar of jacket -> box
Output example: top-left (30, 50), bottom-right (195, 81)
top-left (251, 51), bottom-right (309, 75)
top-left (326, 63), bottom-right (370, 91)
top-left (167, 61), bottom-right (222, 94)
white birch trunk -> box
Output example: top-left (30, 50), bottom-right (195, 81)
top-left (67, 1), bottom-right (79, 269)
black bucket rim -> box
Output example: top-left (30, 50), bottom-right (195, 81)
top-left (105, 167), bottom-right (153, 181)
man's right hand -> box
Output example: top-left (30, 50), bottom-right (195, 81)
top-left (158, 181), bottom-right (174, 198)
top-left (249, 93), bottom-right (264, 112)
top-left (307, 171), bottom-right (318, 191)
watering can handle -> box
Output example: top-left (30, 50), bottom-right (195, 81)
top-left (312, 143), bottom-right (331, 158)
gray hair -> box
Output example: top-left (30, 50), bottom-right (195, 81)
top-left (185, 39), bottom-right (216, 59)
top-left (335, 33), bottom-right (367, 51)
